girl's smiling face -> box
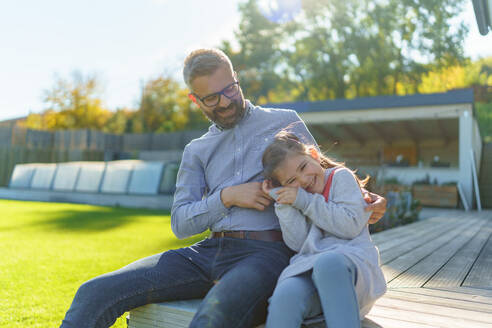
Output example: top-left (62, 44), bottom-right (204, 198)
top-left (273, 153), bottom-right (326, 194)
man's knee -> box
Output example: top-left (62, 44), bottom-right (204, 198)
top-left (75, 277), bottom-right (107, 303)
top-left (190, 297), bottom-right (227, 328)
top-left (191, 295), bottom-right (260, 328)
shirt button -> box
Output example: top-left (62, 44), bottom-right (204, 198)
top-left (264, 138), bottom-right (268, 141)
top-left (236, 171), bottom-right (240, 175)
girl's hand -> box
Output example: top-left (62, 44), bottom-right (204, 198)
top-left (276, 186), bottom-right (298, 205)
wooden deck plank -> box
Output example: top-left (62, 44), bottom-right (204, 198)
top-left (374, 296), bottom-right (492, 322)
top-left (131, 310), bottom-right (191, 326)
top-left (425, 220), bottom-right (492, 288)
top-left (375, 218), bottom-right (455, 253)
top-left (422, 287), bottom-right (492, 304)
top-left (372, 216), bottom-right (454, 246)
top-left (129, 316), bottom-right (188, 328)
top-left (367, 304), bottom-right (490, 328)
top-left (463, 229), bottom-right (492, 288)
top-left (369, 296), bottom-right (492, 328)
top-left (388, 219), bottom-right (487, 288)
top-left (381, 219), bottom-right (481, 282)
top-left (379, 217), bottom-right (467, 265)
top-left (429, 286), bottom-right (492, 298)
top-left (379, 288), bottom-right (492, 313)
top-left (363, 316), bottom-right (439, 328)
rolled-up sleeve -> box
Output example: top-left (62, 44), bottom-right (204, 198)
top-left (170, 144), bottom-right (229, 239)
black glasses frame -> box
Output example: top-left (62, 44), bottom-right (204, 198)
top-left (191, 81), bottom-right (240, 107)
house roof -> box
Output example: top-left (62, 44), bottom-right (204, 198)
top-left (263, 88), bottom-right (474, 114)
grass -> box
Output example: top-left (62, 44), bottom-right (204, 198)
top-left (0, 199), bottom-right (207, 328)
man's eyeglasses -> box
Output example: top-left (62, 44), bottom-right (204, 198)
top-left (189, 81), bottom-right (240, 107)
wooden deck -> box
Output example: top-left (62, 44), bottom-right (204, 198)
top-left (128, 209), bottom-right (492, 328)
top-left (363, 209), bottom-right (492, 328)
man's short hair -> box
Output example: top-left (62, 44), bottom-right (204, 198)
top-left (183, 48), bottom-right (234, 88)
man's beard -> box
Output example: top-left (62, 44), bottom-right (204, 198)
top-left (205, 98), bottom-right (245, 130)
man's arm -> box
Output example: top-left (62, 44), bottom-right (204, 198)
top-left (171, 145), bottom-right (230, 239)
top-left (171, 146), bottom-right (274, 239)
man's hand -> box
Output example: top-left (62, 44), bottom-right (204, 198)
top-left (221, 182), bottom-right (273, 211)
top-left (363, 190), bottom-right (387, 224)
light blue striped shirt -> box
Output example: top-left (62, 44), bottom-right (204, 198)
top-left (171, 100), bottom-right (316, 239)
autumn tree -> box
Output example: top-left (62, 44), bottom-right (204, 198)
top-left (23, 72), bottom-right (112, 131)
top-left (417, 57), bottom-right (492, 95)
top-left (103, 107), bottom-right (133, 134)
top-left (136, 75), bottom-right (208, 133)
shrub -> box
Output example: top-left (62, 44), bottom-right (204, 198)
top-left (370, 191), bottom-right (421, 233)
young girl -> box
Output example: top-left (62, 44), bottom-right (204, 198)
top-left (262, 132), bottom-right (386, 328)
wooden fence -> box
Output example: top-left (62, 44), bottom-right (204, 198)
top-left (0, 126), bottom-right (206, 187)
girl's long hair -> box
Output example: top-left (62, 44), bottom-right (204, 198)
top-left (262, 131), bottom-right (369, 188)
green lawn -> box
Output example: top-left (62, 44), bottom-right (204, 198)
top-left (0, 199), bottom-right (207, 328)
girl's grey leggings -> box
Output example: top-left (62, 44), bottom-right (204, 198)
top-left (265, 252), bottom-right (360, 328)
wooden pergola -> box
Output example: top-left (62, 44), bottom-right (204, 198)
top-left (267, 89), bottom-right (481, 209)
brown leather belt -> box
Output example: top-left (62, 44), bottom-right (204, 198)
top-left (210, 230), bottom-right (283, 242)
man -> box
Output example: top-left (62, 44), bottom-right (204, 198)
top-left (60, 48), bottom-right (386, 328)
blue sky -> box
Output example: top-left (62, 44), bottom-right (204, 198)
top-left (1, 0), bottom-right (491, 122)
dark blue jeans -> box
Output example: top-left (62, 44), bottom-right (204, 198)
top-left (60, 237), bottom-right (293, 328)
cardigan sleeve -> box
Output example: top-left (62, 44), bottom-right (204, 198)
top-left (292, 168), bottom-right (370, 239)
top-left (269, 189), bottom-right (310, 252)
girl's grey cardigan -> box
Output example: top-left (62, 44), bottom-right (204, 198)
top-left (271, 167), bottom-right (387, 318)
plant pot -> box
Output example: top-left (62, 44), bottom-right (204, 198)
top-left (412, 185), bottom-right (458, 207)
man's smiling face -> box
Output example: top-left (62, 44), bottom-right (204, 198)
top-left (190, 64), bottom-right (245, 129)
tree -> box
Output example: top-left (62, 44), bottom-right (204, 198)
top-left (23, 72), bottom-right (112, 131)
top-left (416, 57), bottom-right (492, 94)
top-left (226, 0), bottom-right (469, 101)
top-left (137, 75), bottom-right (208, 133)
top-left (103, 107), bottom-right (132, 134)
top-left (221, 0), bottom-right (286, 104)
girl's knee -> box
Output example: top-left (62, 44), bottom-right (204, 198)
top-left (313, 252), bottom-right (352, 279)
top-left (268, 287), bottom-right (294, 312)
top-left (268, 279), bottom-right (316, 316)
top-left (267, 292), bottom-right (307, 326)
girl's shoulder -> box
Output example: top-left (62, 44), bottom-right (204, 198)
top-left (330, 167), bottom-right (361, 189)
top-left (328, 166), bottom-right (354, 180)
